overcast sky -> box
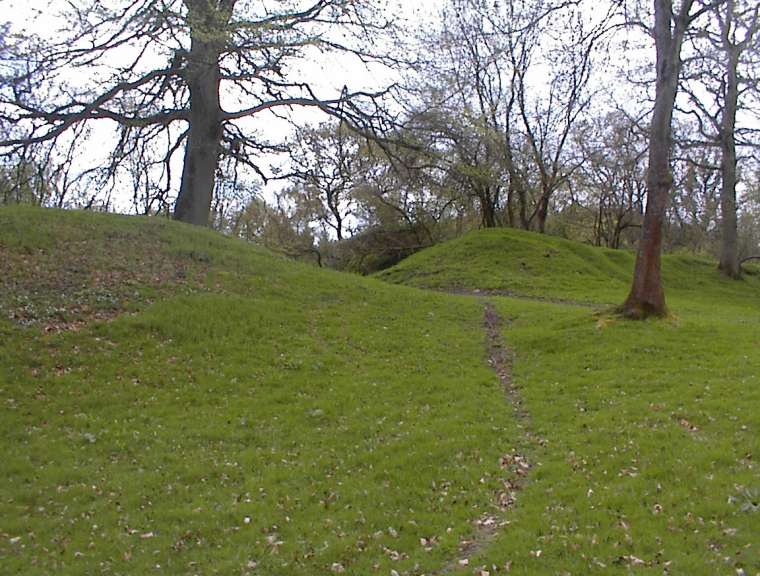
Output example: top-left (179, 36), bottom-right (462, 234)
top-left (4, 0), bottom-right (446, 209)
top-left (5, 1), bottom-right (754, 213)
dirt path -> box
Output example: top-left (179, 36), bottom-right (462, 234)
top-left (438, 287), bottom-right (603, 309)
top-left (482, 303), bottom-right (531, 425)
top-left (439, 302), bottom-right (536, 575)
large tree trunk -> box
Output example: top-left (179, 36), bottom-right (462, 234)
top-left (718, 2), bottom-right (741, 279)
top-left (173, 2), bottom-right (225, 226)
top-left (621, 0), bottom-right (692, 319)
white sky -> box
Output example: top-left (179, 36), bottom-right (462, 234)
top-left (3, 1), bottom-right (755, 214)
top-left (3, 0), bottom-right (445, 210)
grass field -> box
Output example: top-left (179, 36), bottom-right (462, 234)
top-left (1, 207), bottom-right (758, 575)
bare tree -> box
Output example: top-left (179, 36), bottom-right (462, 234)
top-left (621, 0), bottom-right (717, 318)
top-left (680, 0), bottom-right (760, 277)
top-left (510, 4), bottom-right (605, 233)
top-left (570, 111), bottom-right (647, 248)
top-left (668, 142), bottom-right (722, 251)
top-left (0, 1), bottom-right (395, 225)
top-left (408, 0), bottom-right (516, 229)
top-left (404, 0), bottom-right (609, 232)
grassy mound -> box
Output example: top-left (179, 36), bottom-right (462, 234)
top-left (0, 206), bottom-right (519, 575)
top-left (380, 227), bottom-right (760, 575)
top-left (2, 209), bottom-right (759, 575)
top-left (377, 227), bottom-right (760, 309)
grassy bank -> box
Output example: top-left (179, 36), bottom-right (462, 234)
top-left (2, 208), bottom-right (758, 575)
top-left (380, 227), bottom-right (760, 575)
top-left (0, 207), bottom-right (517, 575)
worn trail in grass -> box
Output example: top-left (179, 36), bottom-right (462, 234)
top-left (381, 228), bottom-right (760, 575)
top-left (0, 207), bottom-right (523, 576)
top-left (439, 302), bottom-right (535, 576)
top-left (3, 209), bottom-right (760, 575)
top-left (458, 297), bottom-right (760, 575)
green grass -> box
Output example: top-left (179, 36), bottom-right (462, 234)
top-left (377, 227), bottom-right (760, 310)
top-left (379, 227), bottom-right (760, 575)
top-left (459, 298), bottom-right (760, 575)
top-left (0, 207), bottom-right (519, 575)
top-left (2, 208), bottom-right (759, 575)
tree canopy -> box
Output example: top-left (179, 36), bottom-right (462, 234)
top-left (0, 0), bottom-right (397, 224)
top-left (2, 0), bottom-right (760, 317)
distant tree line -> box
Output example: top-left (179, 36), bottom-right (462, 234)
top-left (1, 0), bottom-right (759, 317)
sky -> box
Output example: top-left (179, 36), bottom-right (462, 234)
top-left (4, 1), bottom-right (755, 215)
top-left (3, 0), bottom-right (441, 211)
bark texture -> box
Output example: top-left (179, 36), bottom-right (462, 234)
top-left (173, 1), bottom-right (229, 226)
top-left (621, 0), bottom-right (693, 318)
top-left (718, 0), bottom-right (741, 278)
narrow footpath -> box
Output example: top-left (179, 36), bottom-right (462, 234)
top-left (439, 301), bottom-right (536, 575)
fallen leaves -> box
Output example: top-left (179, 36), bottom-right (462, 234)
top-left (614, 554), bottom-right (651, 568)
top-left (677, 417), bottom-right (699, 433)
top-left (500, 452), bottom-right (531, 476)
top-left (419, 536), bottom-right (438, 551)
top-left (0, 233), bottom-right (202, 330)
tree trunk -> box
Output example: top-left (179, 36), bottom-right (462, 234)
top-left (173, 2), bottom-right (225, 226)
top-left (326, 188), bottom-right (344, 240)
top-left (621, 0), bottom-right (692, 318)
top-left (612, 217), bottom-right (624, 250)
top-left (516, 186), bottom-right (529, 230)
top-left (480, 188), bottom-right (498, 228)
top-left (535, 194), bottom-right (549, 234)
top-left (718, 2), bottom-right (741, 279)
top-left (594, 196), bottom-right (605, 247)
top-left (506, 186), bottom-right (515, 227)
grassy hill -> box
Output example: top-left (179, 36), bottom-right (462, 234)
top-left (0, 207), bottom-right (518, 575)
top-left (381, 227), bottom-right (760, 574)
top-left (377, 227), bottom-right (760, 311)
top-left (2, 208), bottom-right (759, 575)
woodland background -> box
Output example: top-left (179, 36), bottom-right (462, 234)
top-left (1, 0), bottom-right (759, 281)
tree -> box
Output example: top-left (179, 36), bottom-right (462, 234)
top-left (230, 193), bottom-right (320, 263)
top-left (668, 143), bottom-right (722, 251)
top-left (680, 0), bottom-right (760, 277)
top-left (405, 0), bottom-right (516, 229)
top-left (738, 166), bottom-right (760, 260)
top-left (621, 0), bottom-right (715, 318)
top-left (288, 122), bottom-right (364, 241)
top-left (0, 1), bottom-right (394, 226)
top-left (405, 0), bottom-right (608, 232)
top-left (510, 3), bottom-right (604, 233)
top-left (569, 111), bottom-right (647, 248)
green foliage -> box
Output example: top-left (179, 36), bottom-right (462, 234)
top-left (229, 197), bottom-right (320, 265)
top-left (322, 225), bottom-right (434, 275)
top-left (0, 161), bottom-right (49, 206)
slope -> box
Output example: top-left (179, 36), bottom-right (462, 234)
top-left (377, 227), bottom-right (760, 310)
top-left (380, 228), bottom-right (760, 575)
top-left (0, 206), bottom-right (522, 575)
top-left (3, 210), bottom-right (759, 576)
